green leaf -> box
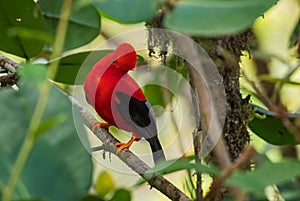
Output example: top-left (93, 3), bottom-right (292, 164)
top-left (141, 64), bottom-right (188, 117)
top-left (226, 159), bottom-right (300, 194)
top-left (248, 105), bottom-right (299, 145)
top-left (0, 0), bottom-right (46, 58)
top-left (143, 84), bottom-right (175, 117)
top-left (154, 158), bottom-right (219, 176)
top-left (35, 113), bottom-right (68, 138)
top-left (12, 200), bottom-right (47, 201)
top-left (167, 55), bottom-right (188, 80)
top-left (48, 50), bottom-right (112, 84)
top-left (38, 0), bottom-right (100, 51)
top-left (110, 189), bottom-right (131, 201)
top-left (17, 64), bottom-right (47, 86)
top-left (136, 55), bottom-right (144, 63)
top-left (135, 156), bottom-right (219, 187)
top-left (0, 83), bottom-right (92, 201)
top-left (95, 171), bottom-right (115, 197)
top-left (81, 195), bottom-right (105, 201)
top-left (93, 0), bottom-right (158, 23)
top-left (277, 181), bottom-right (300, 200)
top-left (164, 0), bottom-right (278, 36)
top-left (143, 84), bottom-right (170, 108)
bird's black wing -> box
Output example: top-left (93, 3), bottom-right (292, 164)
top-left (115, 91), bottom-right (157, 139)
top-left (115, 92), bottom-right (165, 164)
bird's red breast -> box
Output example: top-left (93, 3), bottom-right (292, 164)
top-left (84, 43), bottom-right (145, 138)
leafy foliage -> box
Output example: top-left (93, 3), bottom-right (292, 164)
top-left (38, 0), bottom-right (100, 51)
top-left (0, 0), bottom-right (299, 201)
top-left (110, 189), bottom-right (131, 201)
top-left (226, 159), bottom-right (300, 194)
top-left (249, 105), bottom-right (300, 145)
top-left (0, 81), bottom-right (92, 201)
top-left (0, 0), bottom-right (46, 58)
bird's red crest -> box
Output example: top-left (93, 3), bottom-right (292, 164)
top-left (112, 43), bottom-right (137, 71)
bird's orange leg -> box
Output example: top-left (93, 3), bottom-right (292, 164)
top-left (115, 136), bottom-right (138, 155)
top-left (92, 122), bottom-right (111, 132)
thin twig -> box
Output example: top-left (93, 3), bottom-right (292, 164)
top-left (273, 61), bottom-right (300, 101)
top-left (162, 74), bottom-right (196, 200)
top-left (188, 64), bottom-right (204, 201)
top-left (206, 146), bottom-right (256, 200)
top-left (100, 30), bottom-right (120, 47)
top-left (91, 145), bottom-right (106, 152)
top-left (193, 130), bottom-right (203, 201)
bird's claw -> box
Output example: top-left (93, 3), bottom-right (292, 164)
top-left (114, 136), bottom-right (137, 155)
top-left (92, 122), bottom-right (111, 132)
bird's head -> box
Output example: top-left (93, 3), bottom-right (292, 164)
top-left (112, 43), bottom-right (137, 72)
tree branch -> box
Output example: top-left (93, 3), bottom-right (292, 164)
top-left (69, 94), bottom-right (192, 201)
top-left (0, 55), bottom-right (19, 73)
top-left (206, 146), bottom-right (256, 200)
top-left (193, 130), bottom-right (203, 201)
top-left (0, 55), bottom-right (19, 87)
top-left (0, 73), bottom-right (18, 87)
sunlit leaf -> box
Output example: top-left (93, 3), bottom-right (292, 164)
top-left (164, 0), bottom-right (278, 36)
top-left (154, 158), bottom-right (219, 176)
top-left (135, 156), bottom-right (218, 187)
top-left (93, 0), bottom-right (158, 23)
top-left (143, 85), bottom-right (171, 116)
top-left (95, 171), bottom-right (115, 197)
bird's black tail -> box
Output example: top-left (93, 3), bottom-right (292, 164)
top-left (147, 136), bottom-right (166, 166)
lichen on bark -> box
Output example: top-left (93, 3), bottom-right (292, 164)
top-left (146, 12), bottom-right (252, 160)
top-left (194, 32), bottom-right (252, 160)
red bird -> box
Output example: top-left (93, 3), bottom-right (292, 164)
top-left (84, 43), bottom-right (165, 165)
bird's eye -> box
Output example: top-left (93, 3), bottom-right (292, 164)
top-left (112, 60), bottom-right (116, 64)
